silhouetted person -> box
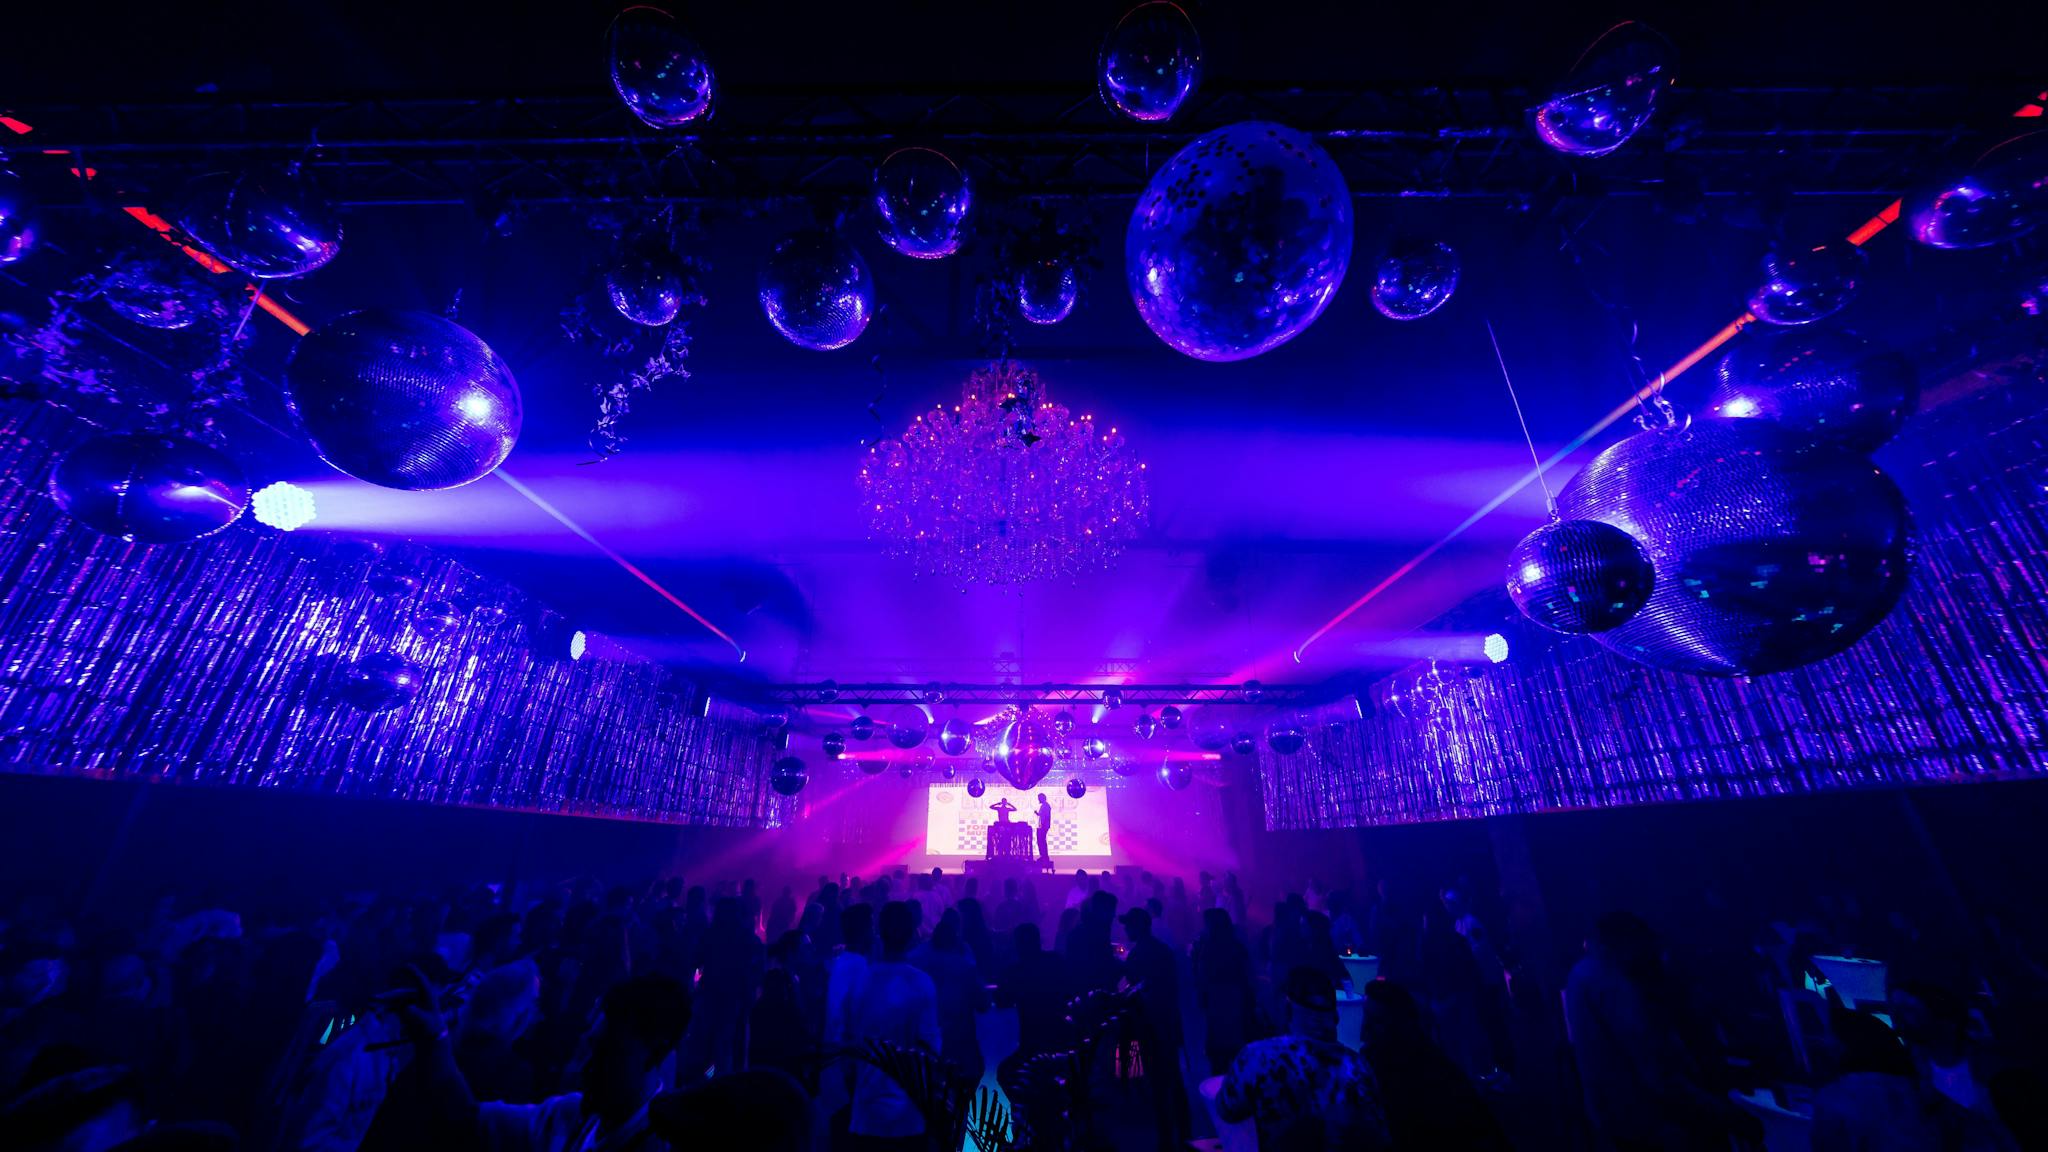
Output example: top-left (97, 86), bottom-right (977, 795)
top-left (912, 909), bottom-right (986, 1085)
top-left (996, 923), bottom-right (1071, 1079)
top-left (844, 902), bottom-right (939, 1151)
top-left (1035, 793), bottom-right (1053, 864)
top-left (1120, 907), bottom-right (1188, 1152)
top-left (681, 897), bottom-right (763, 1077)
top-left (1362, 979), bottom-right (1508, 1150)
top-left (1217, 967), bottom-right (1390, 1151)
top-left (1193, 907), bottom-right (1257, 1074)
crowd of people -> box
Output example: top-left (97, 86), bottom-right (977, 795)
top-left (4, 860), bottom-right (2046, 1150)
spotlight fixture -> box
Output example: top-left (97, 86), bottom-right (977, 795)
top-left (569, 630), bottom-right (588, 661)
top-left (250, 481), bottom-right (316, 531)
top-left (1484, 633), bottom-right (1510, 664)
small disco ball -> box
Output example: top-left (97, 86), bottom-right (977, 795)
top-left (1191, 711), bottom-right (1231, 752)
top-left (1127, 121), bottom-right (1353, 362)
top-left (1555, 418), bottom-right (1911, 676)
top-left (1158, 761), bottom-right (1194, 790)
top-left (367, 571), bottom-right (421, 598)
top-left (966, 777), bottom-right (987, 798)
top-left (1016, 253), bottom-right (1079, 325)
top-left (286, 310), bottom-right (522, 491)
top-left (102, 251), bottom-right (212, 330)
top-left (1748, 242), bottom-right (1864, 327)
top-left (822, 732), bottom-right (847, 759)
top-left (413, 600), bottom-right (463, 639)
top-left (1102, 687), bottom-right (1124, 710)
top-left (1531, 22), bottom-right (1675, 158)
top-left (1112, 758), bottom-right (1139, 777)
top-left (1158, 705), bottom-right (1184, 730)
top-left (608, 6), bottom-right (716, 128)
top-left (1066, 777), bottom-right (1088, 799)
top-left (771, 756), bottom-right (808, 797)
top-left (860, 758), bottom-right (887, 776)
top-left (1133, 713), bottom-right (1159, 740)
top-left (1709, 329), bottom-right (1918, 452)
top-left (759, 229), bottom-right (874, 351)
top-left (0, 170), bottom-right (35, 266)
top-left (899, 764), bottom-right (915, 779)
top-left (873, 148), bottom-right (972, 259)
top-left (1242, 679), bottom-right (1264, 703)
top-left (1904, 131), bottom-right (2045, 250)
top-left (850, 714), bottom-right (876, 741)
top-left (1098, 1), bottom-right (1202, 123)
top-left (472, 603), bottom-right (508, 627)
top-left (606, 246), bottom-right (688, 326)
top-left (1370, 240), bottom-right (1460, 321)
top-left (938, 718), bottom-right (974, 757)
top-left (337, 653), bottom-right (425, 712)
top-left (1230, 733), bottom-right (1256, 756)
top-left (1506, 518), bottom-right (1656, 635)
top-left (923, 681), bottom-right (947, 703)
top-left (941, 764), bottom-right (957, 780)
top-left (178, 169), bottom-right (341, 279)
top-left (1082, 737), bottom-right (1109, 760)
top-left (1266, 719), bottom-right (1307, 756)
top-left (1053, 711), bottom-right (1077, 737)
top-left (883, 704), bottom-right (929, 751)
top-left (818, 680), bottom-right (840, 703)
top-left (50, 434), bottom-right (249, 544)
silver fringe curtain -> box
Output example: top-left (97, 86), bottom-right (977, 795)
top-left (1263, 361), bottom-right (2048, 829)
top-left (0, 403), bottom-right (777, 827)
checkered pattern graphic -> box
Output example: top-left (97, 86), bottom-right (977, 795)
top-left (927, 783), bottom-right (1111, 857)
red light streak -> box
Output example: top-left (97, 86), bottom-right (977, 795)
top-left (0, 116), bottom-right (32, 135)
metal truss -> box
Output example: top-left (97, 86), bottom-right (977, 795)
top-left (763, 682), bottom-right (1316, 707)
top-left (14, 84), bottom-right (2017, 208)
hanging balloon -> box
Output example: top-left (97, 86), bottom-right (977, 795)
top-left (759, 229), bottom-right (874, 351)
top-left (1506, 518), bottom-right (1656, 635)
top-left (1082, 737), bottom-right (1109, 760)
top-left (1370, 240), bottom-right (1460, 321)
top-left (413, 600), bottom-right (463, 639)
top-left (1748, 242), bottom-right (1865, 327)
top-left (1052, 711), bottom-right (1077, 738)
top-left (938, 717), bottom-right (974, 757)
top-left (822, 732), bottom-right (847, 759)
top-left (1066, 777), bottom-right (1088, 799)
top-left (1230, 733), bottom-right (1256, 757)
top-left (966, 777), bottom-right (987, 798)
top-left (50, 434), bottom-right (249, 544)
top-left (1266, 717), bottom-right (1307, 756)
top-left (101, 251), bottom-right (212, 330)
top-left (1016, 251), bottom-right (1079, 325)
top-left (1531, 21), bottom-right (1676, 158)
top-left (1159, 760), bottom-right (1194, 790)
top-left (873, 148), bottom-right (972, 260)
top-left (1133, 712), bottom-right (1159, 740)
top-left (607, 6), bottom-right (716, 128)
top-left (1127, 122), bottom-right (1354, 362)
top-left (996, 710), bottom-right (1059, 791)
top-left (338, 653), bottom-right (425, 712)
top-left (0, 170), bottom-right (35, 266)
top-left (882, 704), bottom-right (930, 751)
top-left (771, 756), bottom-right (808, 797)
top-left (1555, 418), bottom-right (1911, 676)
top-left (859, 758), bottom-right (887, 776)
top-left (286, 310), bottom-right (522, 491)
top-left (1904, 131), bottom-right (2045, 250)
top-left (1098, 1), bottom-right (1202, 123)
top-left (850, 714), bottom-right (876, 741)
top-left (178, 169), bottom-right (342, 279)
top-left (1158, 705), bottom-right (1184, 730)
top-left (606, 245), bottom-right (689, 326)
top-left (1709, 330), bottom-right (1918, 452)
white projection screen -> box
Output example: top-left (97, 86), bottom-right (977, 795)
top-left (924, 782), bottom-right (1112, 860)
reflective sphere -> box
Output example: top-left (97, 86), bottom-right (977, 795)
top-left (472, 604), bottom-right (508, 627)
top-left (606, 247), bottom-right (688, 326)
top-left (1127, 122), bottom-right (1353, 362)
top-left (1710, 330), bottom-right (1918, 452)
top-left (1112, 758), bottom-right (1138, 777)
top-left (1749, 243), bottom-right (1864, 327)
top-left (942, 765), bottom-right (957, 780)
top-left (860, 758), bottom-right (887, 776)
top-left (1555, 419), bottom-right (1911, 676)
top-left (1016, 253), bottom-right (1079, 325)
top-left (1053, 711), bottom-right (1077, 738)
top-left (1266, 719), bottom-right (1307, 756)
top-left (1158, 705), bottom-right (1183, 730)
top-left (102, 251), bottom-right (212, 330)
top-left (338, 653), bottom-right (425, 712)
top-left (1242, 679), bottom-right (1264, 703)
top-left (873, 148), bottom-right (971, 260)
top-left (966, 777), bottom-right (987, 798)
top-left (900, 764), bottom-right (915, 779)
top-left (996, 710), bottom-right (1059, 791)
top-left (1532, 22), bottom-right (1675, 158)
top-left (1189, 709), bottom-right (1232, 752)
top-left (1905, 131), bottom-right (2046, 250)
top-left (1230, 733), bottom-right (1257, 756)
top-left (850, 714), bottom-right (876, 741)
top-left (368, 572), bottom-right (420, 598)
top-left (882, 704), bottom-right (929, 751)
top-left (1083, 737), bottom-right (1109, 760)
top-left (822, 732), bottom-right (846, 759)
top-left (178, 169), bottom-right (341, 279)
top-left (286, 310), bottom-right (522, 491)
top-left (608, 6), bottom-right (716, 128)
top-left (1066, 777), bottom-right (1087, 799)
top-left (1102, 687), bottom-right (1125, 710)
top-left (50, 434), bottom-right (248, 544)
top-left (924, 681), bottom-right (947, 703)
top-left (1506, 518), bottom-right (1656, 635)
top-left (1098, 1), bottom-right (1202, 123)
top-left (759, 230), bottom-right (874, 351)
top-left (1133, 712), bottom-right (1159, 740)
top-left (1159, 761), bottom-right (1194, 790)
top-left (0, 171), bottom-right (34, 266)
top-left (1370, 240), bottom-right (1460, 321)
top-left (771, 756), bottom-right (807, 797)
top-left (818, 680), bottom-right (840, 703)
top-left (413, 600), bottom-right (463, 639)
top-left (938, 717), bottom-right (974, 757)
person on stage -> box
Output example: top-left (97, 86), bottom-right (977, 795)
top-left (1035, 793), bottom-right (1054, 864)
top-left (989, 797), bottom-right (1017, 823)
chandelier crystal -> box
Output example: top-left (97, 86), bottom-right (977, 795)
top-left (859, 361), bottom-right (1148, 586)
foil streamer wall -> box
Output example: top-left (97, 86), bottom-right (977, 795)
top-left (1264, 366), bottom-right (2048, 829)
top-left (0, 403), bottom-right (777, 827)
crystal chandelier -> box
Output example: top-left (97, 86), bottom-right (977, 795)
top-left (859, 361), bottom-right (1148, 586)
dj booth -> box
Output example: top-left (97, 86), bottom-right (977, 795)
top-left (985, 821), bottom-right (1034, 862)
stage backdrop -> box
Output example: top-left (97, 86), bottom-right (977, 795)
top-left (923, 781), bottom-right (1112, 860)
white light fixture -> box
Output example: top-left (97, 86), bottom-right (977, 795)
top-left (250, 481), bottom-right (316, 531)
